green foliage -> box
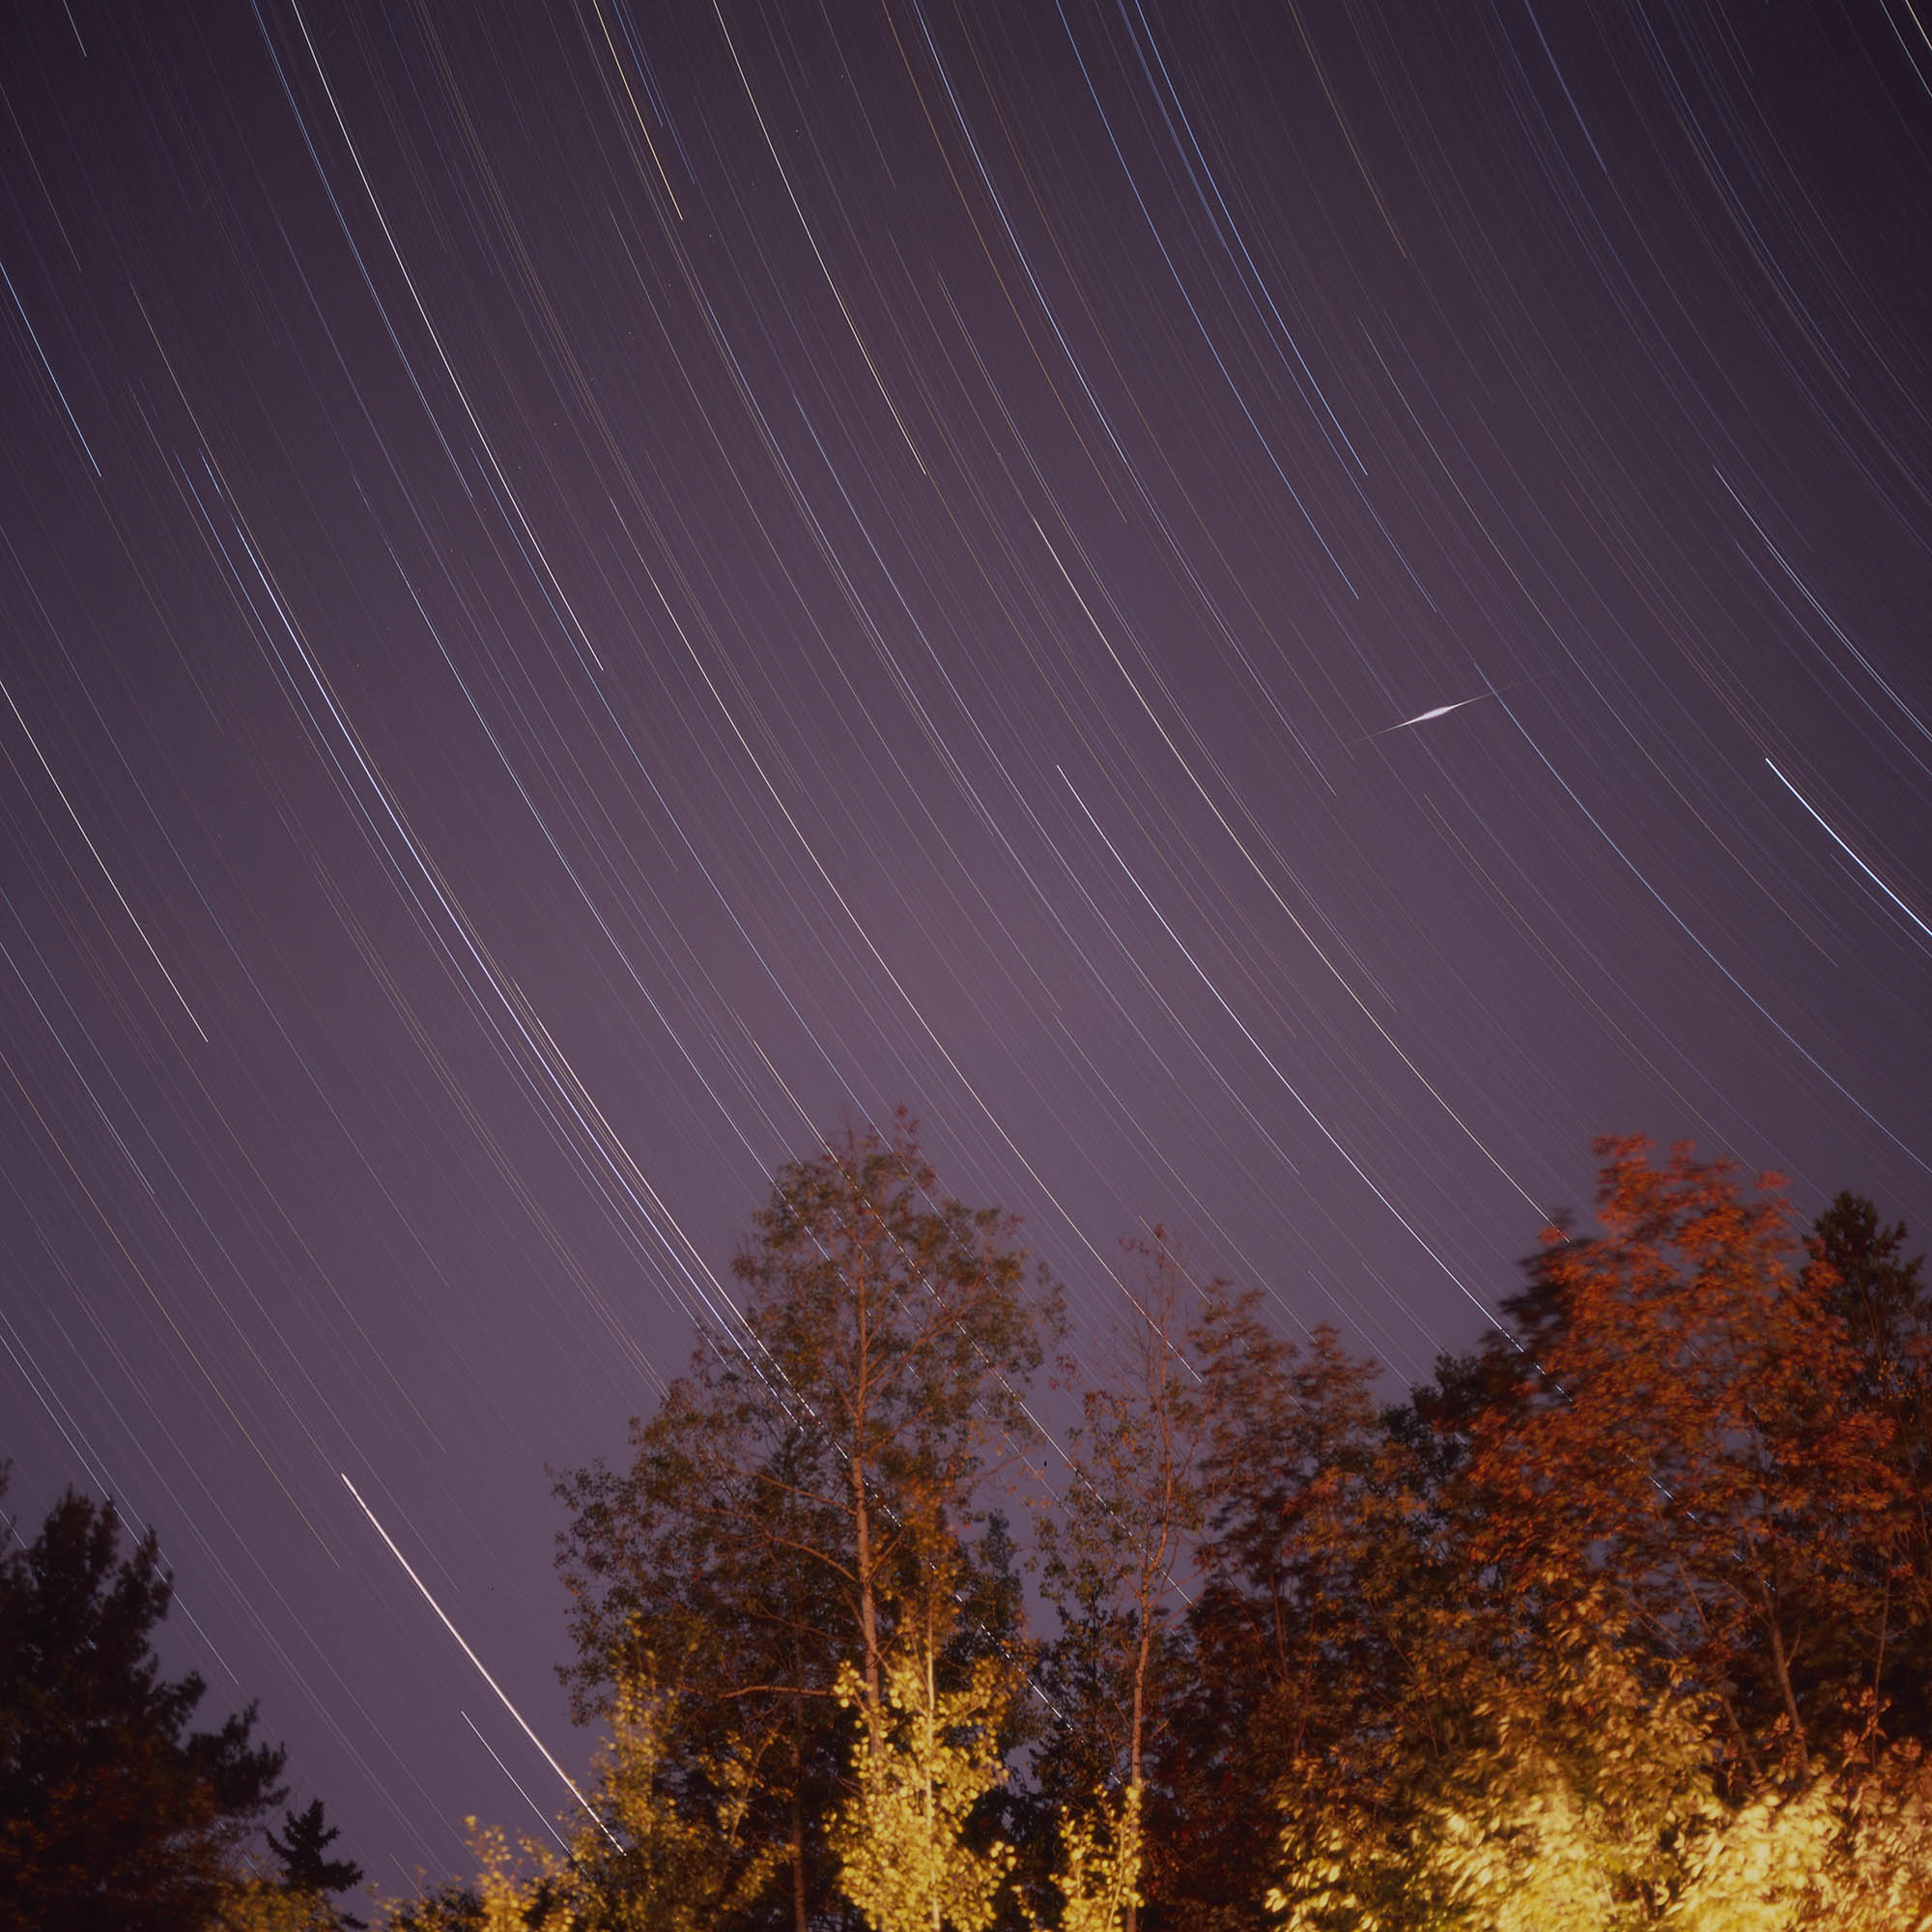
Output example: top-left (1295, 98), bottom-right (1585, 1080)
top-left (0, 1484), bottom-right (290, 1932)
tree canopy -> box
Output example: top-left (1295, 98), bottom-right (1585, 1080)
top-left (554, 1113), bottom-right (1059, 1930)
top-left (405, 1129), bottom-right (1932, 1931)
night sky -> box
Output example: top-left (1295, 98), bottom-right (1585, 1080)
top-left (2, 0), bottom-right (1928, 1896)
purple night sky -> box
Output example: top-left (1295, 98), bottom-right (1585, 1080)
top-left (2, 0), bottom-right (1927, 1896)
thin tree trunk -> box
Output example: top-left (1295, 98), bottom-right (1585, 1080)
top-left (853, 1456), bottom-right (883, 1749)
top-left (850, 1218), bottom-right (884, 1750)
top-left (791, 1789), bottom-right (809, 1932)
top-left (1766, 1610), bottom-right (1809, 1775)
top-left (791, 1643), bottom-right (810, 1932)
top-left (925, 1600), bottom-right (941, 1932)
top-left (1125, 1610), bottom-right (1151, 1932)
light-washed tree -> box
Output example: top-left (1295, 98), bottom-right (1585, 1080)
top-left (831, 1618), bottom-right (1013, 1932)
top-left (556, 1114), bottom-right (1059, 1929)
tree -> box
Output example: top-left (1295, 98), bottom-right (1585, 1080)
top-left (1463, 1140), bottom-right (1902, 1776)
top-left (556, 1114), bottom-right (1059, 1929)
top-left (1810, 1192), bottom-right (1932, 1413)
top-left (1043, 1786), bottom-right (1143, 1932)
top-left (381, 1878), bottom-right (487, 1931)
top-left (540, 1666), bottom-right (786, 1931)
top-left (270, 1799), bottom-right (363, 1906)
top-left (1269, 1155), bottom-right (1932, 1932)
top-left (830, 1638), bottom-right (1013, 1932)
top-left (0, 1483), bottom-right (289, 1932)
top-left (1804, 1192), bottom-right (1932, 1743)
top-left (1033, 1233), bottom-right (1207, 1931)
top-left (1271, 1600), bottom-right (1932, 1932)
top-left (529, 1134), bottom-right (1932, 1925)
top-left (213, 1880), bottom-right (348, 1931)
top-left (554, 1392), bottom-right (850, 1929)
top-left (263, 1798), bottom-right (366, 1927)
top-left (384, 1665), bottom-right (785, 1932)
top-left (1149, 1294), bottom-right (1402, 1931)
top-left (724, 1115), bottom-right (1055, 1731)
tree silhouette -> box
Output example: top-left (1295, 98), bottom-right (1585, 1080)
top-left (1806, 1191), bottom-right (1932, 1739)
top-left (0, 1483), bottom-right (288, 1932)
top-left (268, 1798), bottom-right (365, 1925)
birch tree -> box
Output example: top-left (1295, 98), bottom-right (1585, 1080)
top-left (557, 1114), bottom-right (1056, 1929)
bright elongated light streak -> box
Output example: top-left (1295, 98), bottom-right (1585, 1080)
top-left (1767, 758), bottom-right (1932, 942)
top-left (462, 1712), bottom-right (570, 1853)
top-left (341, 1473), bottom-right (617, 1846)
top-left (1347, 696), bottom-right (1491, 745)
top-left (1390, 696), bottom-right (1485, 731)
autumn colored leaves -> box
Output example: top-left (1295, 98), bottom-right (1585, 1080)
top-left (525, 1122), bottom-right (1932, 1931)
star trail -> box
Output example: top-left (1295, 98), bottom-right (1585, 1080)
top-left (1, 0), bottom-right (1926, 1893)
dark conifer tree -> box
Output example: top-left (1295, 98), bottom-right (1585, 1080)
top-left (0, 1483), bottom-right (288, 1932)
top-left (269, 1797), bottom-right (366, 1925)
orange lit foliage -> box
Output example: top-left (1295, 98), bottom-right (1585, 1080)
top-left (541, 1128), bottom-right (1931, 1932)
top-left (1269, 1142), bottom-right (1932, 1932)
top-left (1464, 1138), bottom-right (1906, 1777)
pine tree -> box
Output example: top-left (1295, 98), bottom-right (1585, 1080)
top-left (0, 1485), bottom-right (289, 1932)
top-left (268, 1799), bottom-right (364, 1926)
top-left (1804, 1192), bottom-right (1932, 1742)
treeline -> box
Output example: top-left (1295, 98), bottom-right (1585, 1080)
top-left (389, 1122), bottom-right (1932, 1925)
top-left (18, 1122), bottom-right (1928, 1931)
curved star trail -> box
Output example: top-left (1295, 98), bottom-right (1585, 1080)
top-left (1, 0), bottom-right (1925, 1889)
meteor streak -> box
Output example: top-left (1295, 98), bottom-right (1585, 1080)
top-left (341, 1474), bottom-right (616, 1846)
top-left (1355, 695), bottom-right (1490, 742)
top-left (1767, 758), bottom-right (1932, 943)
